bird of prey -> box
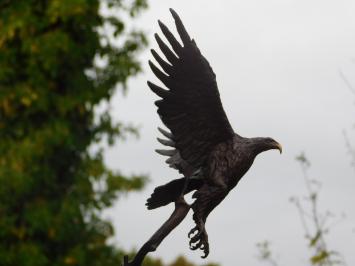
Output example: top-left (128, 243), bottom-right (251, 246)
top-left (146, 9), bottom-right (282, 258)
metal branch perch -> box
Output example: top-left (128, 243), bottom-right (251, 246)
top-left (122, 198), bottom-right (191, 266)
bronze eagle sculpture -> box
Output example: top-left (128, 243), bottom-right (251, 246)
top-left (145, 8), bottom-right (282, 260)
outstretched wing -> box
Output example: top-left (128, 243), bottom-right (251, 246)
top-left (148, 9), bottom-right (234, 174)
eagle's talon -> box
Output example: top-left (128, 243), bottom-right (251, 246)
top-left (189, 230), bottom-right (201, 241)
top-left (188, 226), bottom-right (198, 238)
top-left (188, 223), bottom-right (209, 256)
top-left (189, 236), bottom-right (201, 249)
top-left (201, 249), bottom-right (209, 259)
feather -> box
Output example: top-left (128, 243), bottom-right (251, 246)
top-left (147, 81), bottom-right (170, 98)
top-left (154, 99), bottom-right (164, 108)
top-left (158, 127), bottom-right (173, 139)
top-left (157, 137), bottom-right (175, 147)
top-left (154, 33), bottom-right (178, 65)
top-left (169, 8), bottom-right (191, 46)
top-left (148, 60), bottom-right (171, 87)
top-left (155, 149), bottom-right (176, 156)
top-left (151, 49), bottom-right (173, 75)
top-left (158, 20), bottom-right (183, 55)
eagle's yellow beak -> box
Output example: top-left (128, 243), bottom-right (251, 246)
top-left (275, 142), bottom-right (282, 154)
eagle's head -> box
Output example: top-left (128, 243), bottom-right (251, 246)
top-left (251, 137), bottom-right (282, 155)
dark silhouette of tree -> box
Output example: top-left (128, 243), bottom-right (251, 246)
top-left (0, 1), bottom-right (147, 265)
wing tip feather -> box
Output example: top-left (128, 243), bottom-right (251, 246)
top-left (169, 8), bottom-right (191, 44)
top-left (148, 59), bottom-right (154, 69)
top-left (169, 8), bottom-right (177, 18)
top-left (158, 127), bottom-right (173, 139)
top-left (154, 99), bottom-right (163, 107)
top-left (158, 19), bottom-right (168, 32)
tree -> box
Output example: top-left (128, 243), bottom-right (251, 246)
top-left (0, 0), bottom-right (147, 265)
top-left (340, 70), bottom-right (355, 170)
top-left (256, 65), bottom-right (355, 266)
top-left (256, 153), bottom-right (346, 266)
top-left (290, 154), bottom-right (345, 266)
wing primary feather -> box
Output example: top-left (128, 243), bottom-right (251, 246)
top-left (165, 157), bottom-right (176, 165)
top-left (155, 149), bottom-right (176, 156)
top-left (158, 127), bottom-right (173, 139)
top-left (148, 60), bottom-right (171, 87)
top-left (158, 20), bottom-right (183, 55)
top-left (169, 8), bottom-right (191, 46)
top-left (147, 81), bottom-right (170, 98)
top-left (154, 99), bottom-right (163, 108)
top-left (157, 137), bottom-right (175, 147)
top-left (155, 33), bottom-right (179, 64)
top-left (151, 49), bottom-right (173, 75)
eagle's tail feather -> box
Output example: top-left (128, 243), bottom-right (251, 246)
top-left (146, 177), bottom-right (202, 210)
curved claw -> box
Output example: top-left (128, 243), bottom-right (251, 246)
top-left (201, 247), bottom-right (209, 259)
top-left (188, 223), bottom-right (209, 258)
top-left (189, 233), bottom-right (200, 244)
top-left (190, 241), bottom-right (202, 250)
top-left (189, 239), bottom-right (200, 250)
top-left (189, 231), bottom-right (202, 248)
top-left (190, 238), bottom-right (206, 252)
top-left (188, 226), bottom-right (198, 238)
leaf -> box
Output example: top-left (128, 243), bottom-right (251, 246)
top-left (309, 231), bottom-right (321, 247)
top-left (311, 250), bottom-right (329, 265)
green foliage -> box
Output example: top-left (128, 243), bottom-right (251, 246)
top-left (169, 256), bottom-right (196, 266)
top-left (0, 0), bottom-right (147, 265)
top-left (293, 153), bottom-right (344, 266)
top-left (257, 153), bottom-right (346, 266)
top-left (143, 255), bottom-right (220, 266)
top-left (256, 241), bottom-right (278, 266)
top-left (165, 255), bottom-right (219, 266)
top-left (142, 256), bottom-right (164, 266)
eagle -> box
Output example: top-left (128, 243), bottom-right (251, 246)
top-left (146, 9), bottom-right (282, 259)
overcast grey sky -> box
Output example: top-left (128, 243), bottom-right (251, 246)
top-left (102, 1), bottom-right (355, 265)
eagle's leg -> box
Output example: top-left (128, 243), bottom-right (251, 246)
top-left (179, 175), bottom-right (190, 198)
top-left (188, 184), bottom-right (228, 258)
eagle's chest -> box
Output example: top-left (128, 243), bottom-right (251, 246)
top-left (226, 144), bottom-right (255, 188)
top-left (229, 152), bottom-right (254, 175)
top-left (208, 141), bottom-right (254, 187)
